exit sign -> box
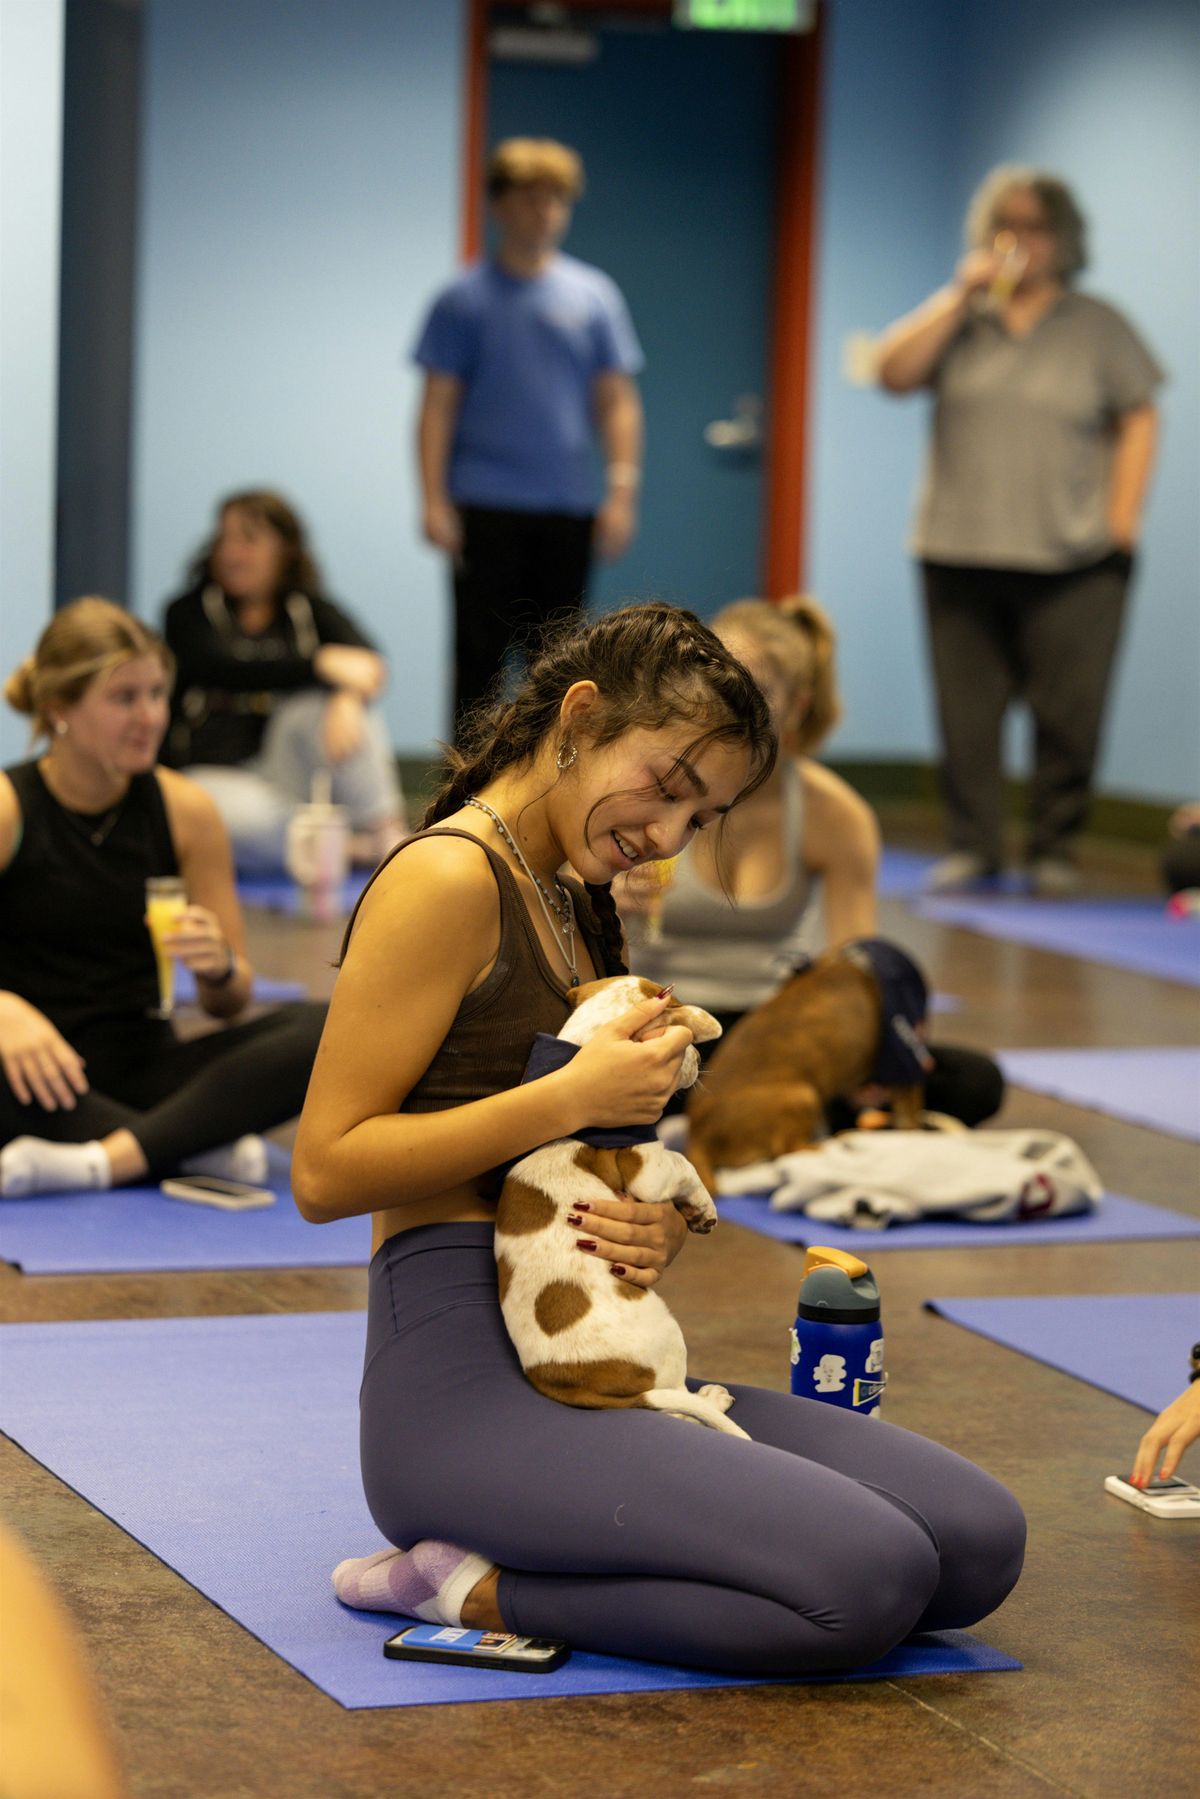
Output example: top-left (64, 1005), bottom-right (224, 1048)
top-left (674, 0), bottom-right (814, 31)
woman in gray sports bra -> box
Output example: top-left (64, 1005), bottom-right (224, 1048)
top-left (626, 597), bottom-right (1003, 1127)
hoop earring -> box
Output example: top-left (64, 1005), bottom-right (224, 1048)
top-left (555, 739), bottom-right (577, 771)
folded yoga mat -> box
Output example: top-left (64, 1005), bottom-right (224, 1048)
top-left (999, 1048), bottom-right (1200, 1143)
top-left (717, 1190), bottom-right (1200, 1254)
top-left (0, 1311), bottom-right (1018, 1708)
top-left (237, 870), bottom-right (372, 915)
top-left (925, 1292), bottom-right (1198, 1415)
top-left (0, 1145), bottom-right (366, 1274)
top-left (914, 896), bottom-right (1200, 988)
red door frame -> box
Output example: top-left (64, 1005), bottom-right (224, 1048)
top-left (459, 0), bottom-right (824, 598)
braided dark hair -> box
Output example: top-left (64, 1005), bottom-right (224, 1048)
top-left (424, 602), bottom-right (777, 973)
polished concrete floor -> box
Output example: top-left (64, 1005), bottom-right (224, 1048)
top-left (2, 822), bottom-right (1197, 1798)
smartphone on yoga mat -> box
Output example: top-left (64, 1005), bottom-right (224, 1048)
top-left (1104, 1474), bottom-right (1200, 1517)
top-left (159, 1176), bottom-right (275, 1211)
top-left (383, 1624), bottom-right (570, 1672)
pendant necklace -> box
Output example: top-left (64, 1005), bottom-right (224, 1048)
top-left (464, 796), bottom-right (579, 988)
top-left (41, 760), bottom-right (126, 847)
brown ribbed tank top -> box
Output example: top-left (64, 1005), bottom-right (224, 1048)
top-left (343, 827), bottom-right (611, 1127)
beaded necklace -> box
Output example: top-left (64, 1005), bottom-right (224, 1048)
top-left (464, 796), bottom-right (579, 988)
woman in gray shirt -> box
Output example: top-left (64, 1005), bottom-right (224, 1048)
top-left (877, 165), bottom-right (1162, 894)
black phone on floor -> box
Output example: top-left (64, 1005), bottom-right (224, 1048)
top-left (383, 1623), bottom-right (570, 1672)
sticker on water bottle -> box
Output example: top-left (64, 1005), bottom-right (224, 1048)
top-left (852, 1375), bottom-right (888, 1408)
top-left (812, 1354), bottom-right (848, 1392)
top-left (789, 1326), bottom-right (801, 1366)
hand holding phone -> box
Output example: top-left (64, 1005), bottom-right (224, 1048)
top-left (159, 1175), bottom-right (275, 1212)
top-left (383, 1624), bottom-right (569, 1672)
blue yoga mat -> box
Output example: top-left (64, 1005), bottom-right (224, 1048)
top-left (877, 848), bottom-right (939, 896)
top-left (0, 1146), bottom-right (366, 1274)
top-left (717, 1190), bottom-right (1200, 1254)
top-left (914, 896), bottom-right (1200, 987)
top-left (236, 870), bottom-right (372, 915)
top-left (925, 1292), bottom-right (1199, 1416)
top-left (174, 966), bottom-right (308, 1005)
top-left (0, 1311), bottom-right (1019, 1707)
top-left (1000, 1048), bottom-right (1200, 1143)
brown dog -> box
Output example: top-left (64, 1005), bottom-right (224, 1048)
top-left (685, 938), bottom-right (932, 1193)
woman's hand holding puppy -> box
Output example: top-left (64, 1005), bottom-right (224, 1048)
top-left (564, 994), bottom-right (695, 1127)
top-left (570, 1191), bottom-right (688, 1289)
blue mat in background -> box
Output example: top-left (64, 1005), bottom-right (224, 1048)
top-left (0, 1145), bottom-right (367, 1274)
top-left (877, 848), bottom-right (938, 896)
top-left (0, 1311), bottom-right (1019, 1708)
top-left (236, 870), bottom-right (371, 915)
top-left (925, 1292), bottom-right (1199, 1415)
top-left (717, 1190), bottom-right (1200, 1254)
top-left (1000, 1048), bottom-right (1200, 1143)
top-left (175, 966), bottom-right (308, 1005)
top-left (914, 896), bottom-right (1200, 987)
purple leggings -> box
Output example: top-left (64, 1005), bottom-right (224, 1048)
top-left (360, 1225), bottom-right (1025, 1676)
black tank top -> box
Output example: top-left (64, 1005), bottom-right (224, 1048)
top-left (0, 761), bottom-right (178, 1045)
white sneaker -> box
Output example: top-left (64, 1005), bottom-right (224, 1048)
top-left (925, 853), bottom-right (1000, 894)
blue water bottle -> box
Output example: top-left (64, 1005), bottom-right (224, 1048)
top-left (789, 1246), bottom-right (886, 1414)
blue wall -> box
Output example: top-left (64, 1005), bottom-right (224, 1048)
top-left (0, 0), bottom-right (64, 766)
top-left (117, 0), bottom-right (1198, 793)
top-left (811, 0), bottom-right (1199, 795)
top-left (130, 0), bottom-right (464, 752)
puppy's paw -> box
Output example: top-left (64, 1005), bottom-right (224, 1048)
top-left (697, 1383), bottom-right (735, 1414)
top-left (677, 1195), bottom-right (718, 1234)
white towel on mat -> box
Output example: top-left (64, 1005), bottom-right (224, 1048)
top-left (715, 1130), bottom-right (1102, 1229)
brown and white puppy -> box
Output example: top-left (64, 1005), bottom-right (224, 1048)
top-left (495, 975), bottom-right (749, 1438)
top-left (685, 938), bottom-right (933, 1194)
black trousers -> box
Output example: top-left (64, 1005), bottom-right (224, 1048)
top-left (0, 1002), bottom-right (326, 1178)
top-left (920, 553), bottom-right (1132, 864)
top-left (1162, 834), bottom-right (1200, 897)
top-left (452, 505), bottom-right (593, 738)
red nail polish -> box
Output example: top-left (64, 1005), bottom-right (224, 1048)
top-left (566, 1214), bottom-right (582, 1227)
top-left (656, 985), bottom-right (675, 1000)
top-left (611, 1264), bottom-right (627, 1277)
top-left (574, 1201), bottom-right (591, 1213)
top-left (576, 1239), bottom-right (597, 1252)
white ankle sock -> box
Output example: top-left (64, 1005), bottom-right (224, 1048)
top-left (179, 1135), bottom-right (269, 1185)
top-left (331, 1541), bottom-right (493, 1626)
top-left (0, 1137), bottom-right (112, 1199)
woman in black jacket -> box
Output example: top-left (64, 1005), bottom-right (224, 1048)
top-left (162, 490), bottom-right (406, 870)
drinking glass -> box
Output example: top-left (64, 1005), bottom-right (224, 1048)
top-left (145, 876), bottom-right (187, 1018)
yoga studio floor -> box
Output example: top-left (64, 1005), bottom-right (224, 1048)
top-left (2, 822), bottom-right (1196, 1798)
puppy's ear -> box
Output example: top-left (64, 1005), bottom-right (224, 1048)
top-left (672, 1003), bottom-right (722, 1044)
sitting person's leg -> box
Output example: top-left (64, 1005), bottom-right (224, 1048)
top-left (0, 1082), bottom-right (139, 1196)
top-left (1162, 832), bottom-right (1200, 898)
top-left (184, 763), bottom-right (292, 872)
top-left (824, 1043), bottom-right (1005, 1133)
top-left (108, 1001), bottom-right (327, 1178)
top-left (0, 1004), bottom-right (326, 1194)
top-left (253, 690), bottom-right (406, 858)
top-left (922, 1043), bottom-right (1005, 1126)
top-left (351, 1227), bottom-right (1023, 1675)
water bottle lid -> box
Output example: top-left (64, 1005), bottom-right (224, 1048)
top-left (797, 1263), bottom-right (880, 1322)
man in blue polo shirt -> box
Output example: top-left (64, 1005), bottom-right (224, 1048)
top-left (413, 137), bottom-right (644, 738)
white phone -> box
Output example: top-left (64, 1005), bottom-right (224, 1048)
top-left (1104, 1473), bottom-right (1200, 1518)
top-left (159, 1175), bottom-right (275, 1212)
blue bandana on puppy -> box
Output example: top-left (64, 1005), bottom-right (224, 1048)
top-left (786, 938), bottom-right (933, 1087)
top-left (841, 938), bottom-right (934, 1085)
